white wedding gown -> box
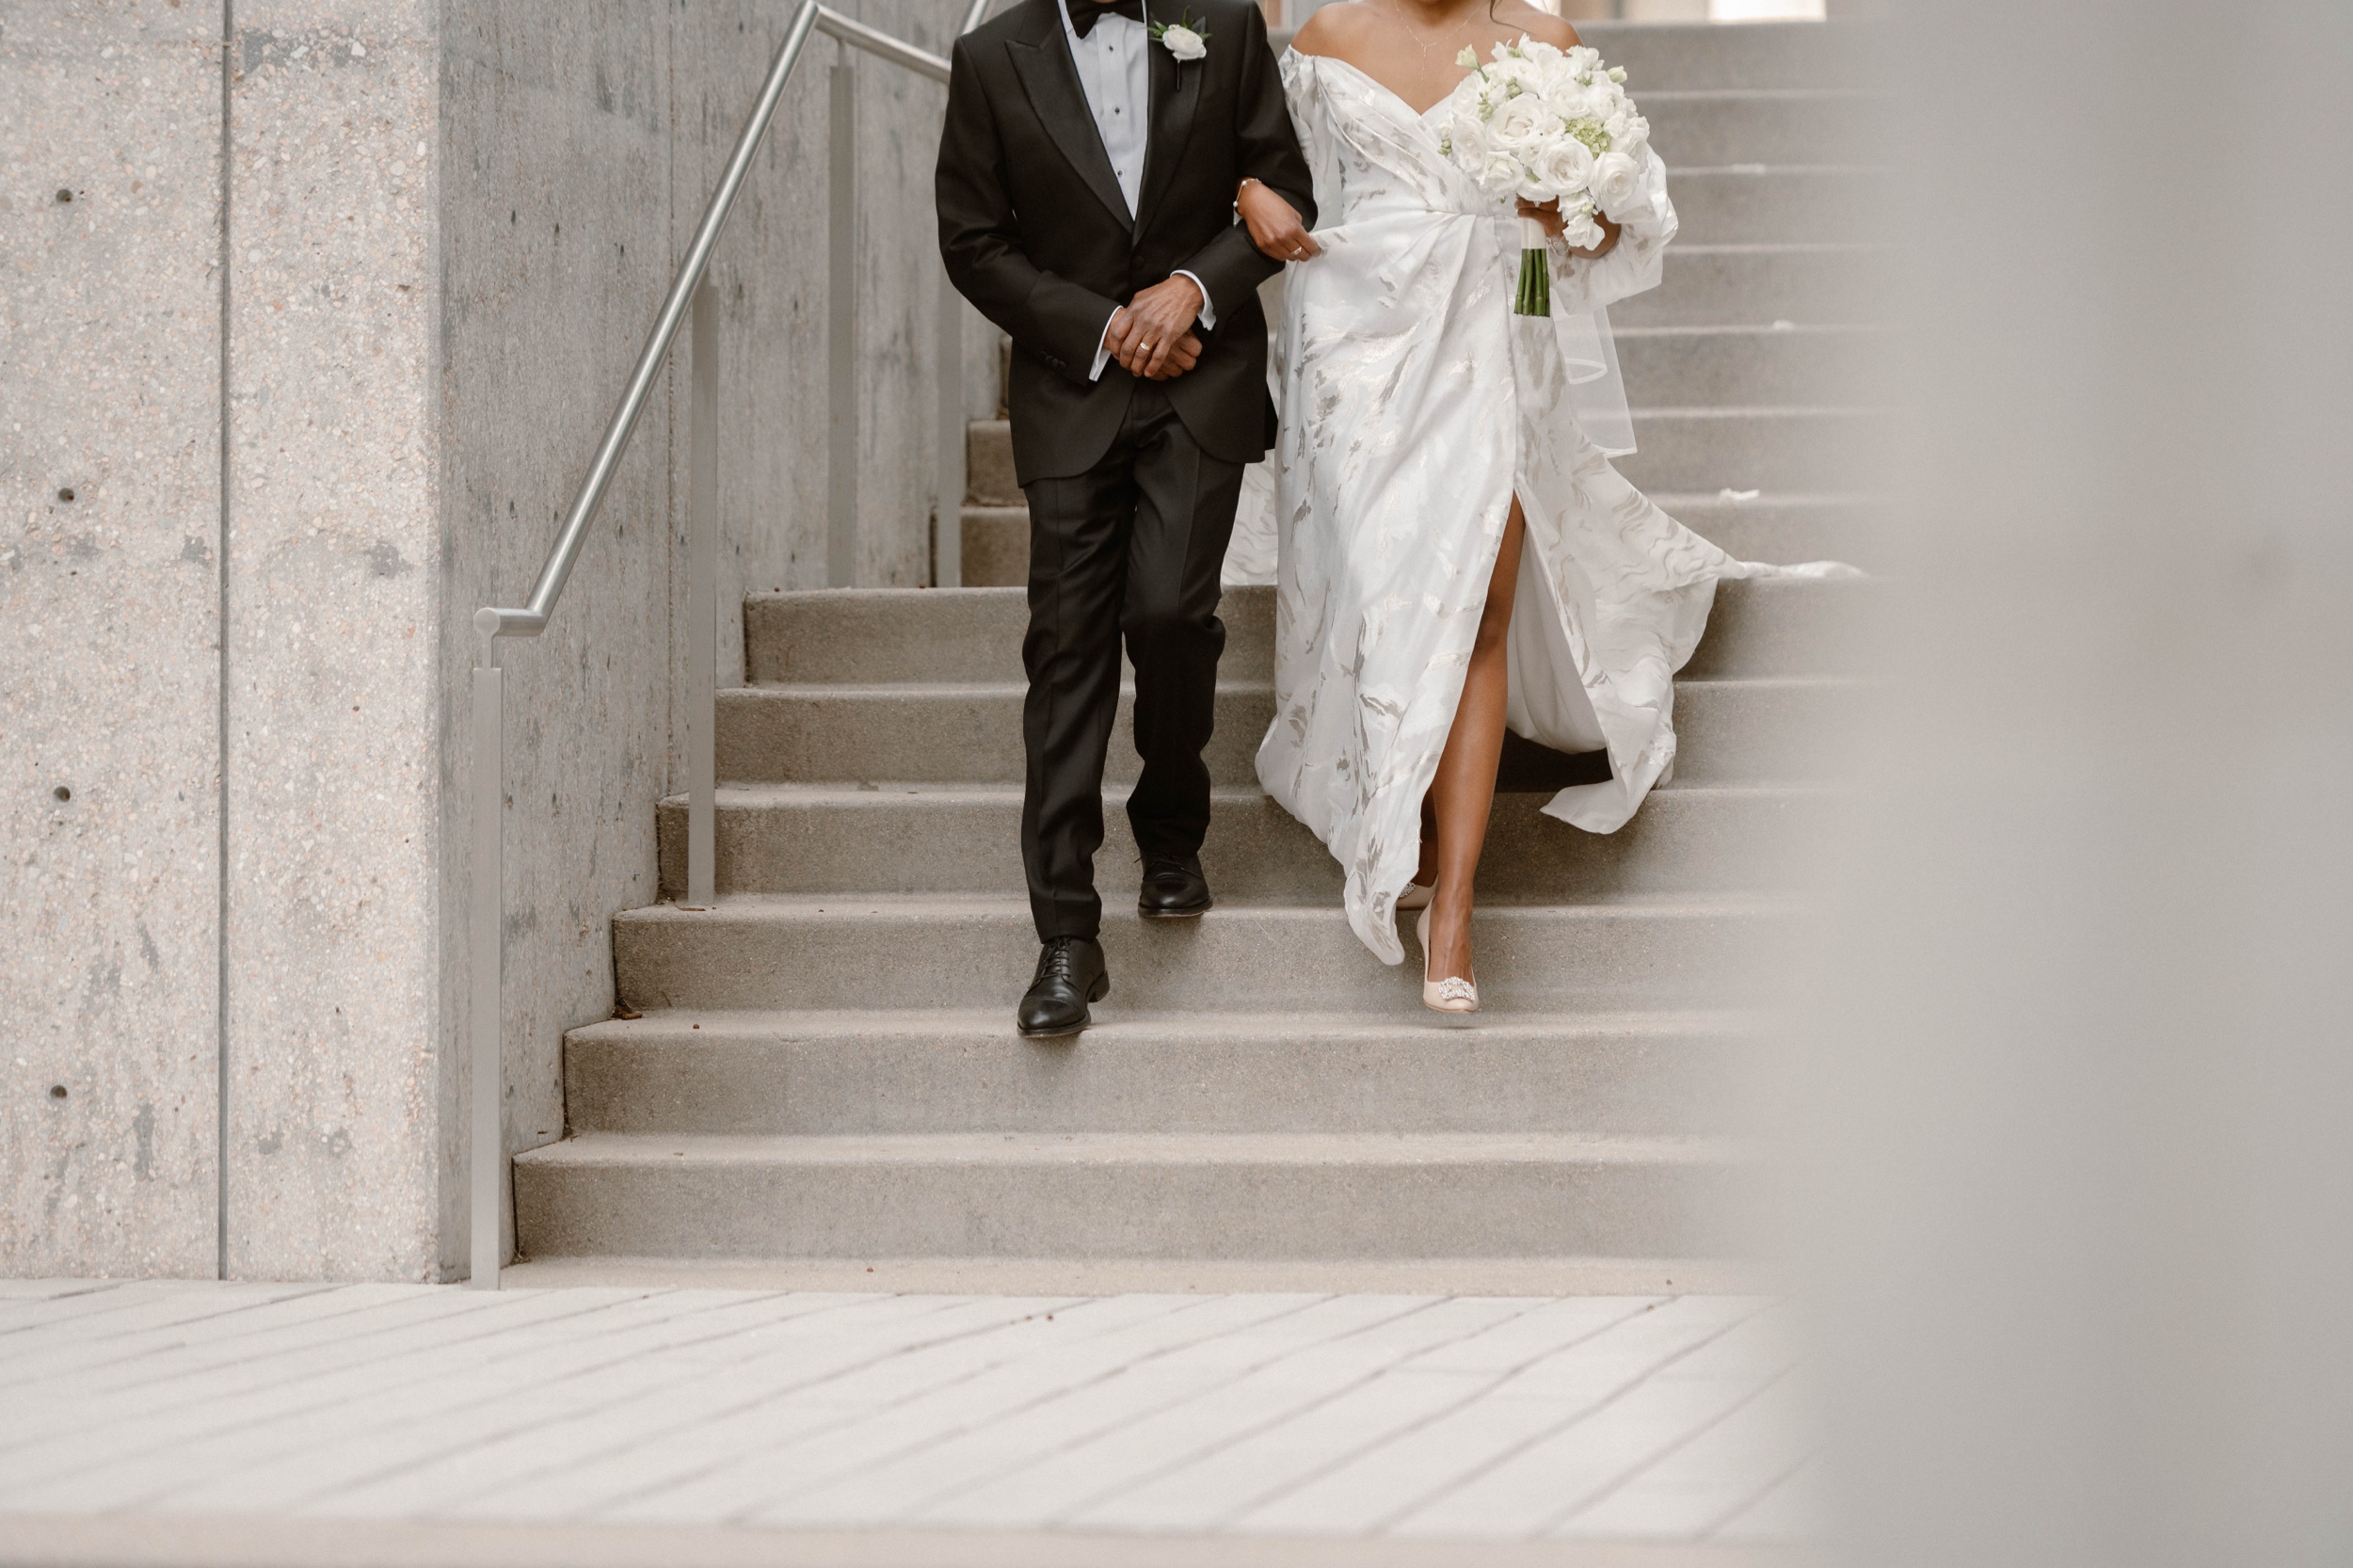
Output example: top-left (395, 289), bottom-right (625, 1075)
top-left (1248, 50), bottom-right (1855, 964)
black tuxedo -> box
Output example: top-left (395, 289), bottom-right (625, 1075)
top-left (936, 0), bottom-right (1315, 942)
top-left (937, 0), bottom-right (1315, 483)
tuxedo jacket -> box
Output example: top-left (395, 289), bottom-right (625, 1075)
top-left (936, 0), bottom-right (1316, 486)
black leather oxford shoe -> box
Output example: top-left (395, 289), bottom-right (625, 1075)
top-left (1137, 855), bottom-right (1213, 919)
top-left (1017, 936), bottom-right (1110, 1039)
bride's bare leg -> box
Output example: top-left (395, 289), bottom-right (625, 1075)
top-left (1425, 500), bottom-right (1527, 984)
top-left (1413, 794), bottom-right (1437, 888)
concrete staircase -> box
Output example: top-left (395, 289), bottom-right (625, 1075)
top-left (507, 21), bottom-right (1883, 1293)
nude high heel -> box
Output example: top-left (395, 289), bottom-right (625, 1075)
top-left (1396, 879), bottom-right (1433, 912)
top-left (1415, 904), bottom-right (1480, 1014)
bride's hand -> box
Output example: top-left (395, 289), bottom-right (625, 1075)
top-left (1239, 178), bottom-right (1321, 264)
top-left (1518, 199), bottom-right (1624, 259)
top-left (1517, 198), bottom-right (1569, 239)
top-left (1569, 214), bottom-right (1624, 260)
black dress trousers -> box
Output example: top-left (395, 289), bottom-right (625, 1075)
top-left (1019, 380), bottom-right (1245, 941)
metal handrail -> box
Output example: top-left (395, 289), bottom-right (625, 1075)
top-left (472, 5), bottom-right (952, 640)
top-left (467, 1), bottom-right (987, 1291)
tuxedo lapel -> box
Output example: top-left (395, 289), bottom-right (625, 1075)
top-left (1132, 24), bottom-right (1202, 234)
top-left (1005, 12), bottom-right (1133, 232)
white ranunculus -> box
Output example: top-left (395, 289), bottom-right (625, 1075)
top-left (1159, 24), bottom-right (1206, 61)
top-left (1589, 149), bottom-right (1641, 214)
top-left (1556, 199), bottom-right (1605, 250)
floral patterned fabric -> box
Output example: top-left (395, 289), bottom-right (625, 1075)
top-left (1254, 51), bottom-right (1855, 964)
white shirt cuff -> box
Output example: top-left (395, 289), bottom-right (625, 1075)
top-left (1090, 306), bottom-right (1118, 381)
top-left (1175, 270), bottom-right (1215, 330)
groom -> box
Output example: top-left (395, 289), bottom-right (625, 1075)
top-left (937, 0), bottom-right (1315, 1038)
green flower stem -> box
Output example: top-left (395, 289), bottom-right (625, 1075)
top-left (1514, 247), bottom-right (1551, 317)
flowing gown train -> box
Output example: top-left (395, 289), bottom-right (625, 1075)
top-left (1250, 51), bottom-right (1856, 964)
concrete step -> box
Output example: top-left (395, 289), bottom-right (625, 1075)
top-left (961, 503), bottom-right (1029, 587)
top-left (960, 494), bottom-right (1883, 584)
top-left (744, 577), bottom-right (1874, 686)
top-left (1616, 324), bottom-right (1889, 409)
top-left (611, 895), bottom-right (1785, 1014)
top-left (1611, 407), bottom-right (1892, 494)
top-left (658, 781), bottom-right (1839, 902)
top-left (509, 1129), bottom-right (1752, 1263)
top-left (1641, 88), bottom-right (1890, 170)
top-left (494, 1254), bottom-right (1756, 1294)
top-left (562, 1007), bottom-right (1765, 1138)
top-left (1646, 492), bottom-right (1881, 570)
top-left (1611, 244), bottom-right (1894, 328)
top-left (969, 407), bottom-right (1891, 513)
top-left (1577, 20), bottom-right (1883, 91)
top-left (715, 677), bottom-right (1857, 787)
top-left (1670, 166), bottom-right (1885, 246)
top-left (967, 422), bottom-right (1021, 506)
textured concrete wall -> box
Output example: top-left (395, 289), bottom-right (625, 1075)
top-left (222, 0), bottom-right (443, 1281)
top-left (2, 2), bottom-right (227, 1280)
top-left (8, 0), bottom-right (965, 1280)
top-left (437, 0), bottom-right (679, 1275)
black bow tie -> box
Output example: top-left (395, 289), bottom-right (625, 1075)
top-left (1069, 0), bottom-right (1145, 39)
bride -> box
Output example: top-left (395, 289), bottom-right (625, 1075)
top-left (1230, 0), bottom-right (1851, 1012)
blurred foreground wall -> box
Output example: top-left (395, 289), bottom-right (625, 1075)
top-left (1801, 0), bottom-right (2353, 1560)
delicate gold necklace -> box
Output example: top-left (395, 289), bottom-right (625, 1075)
top-left (1375, 0), bottom-right (1479, 66)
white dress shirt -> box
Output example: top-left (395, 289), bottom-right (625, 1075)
top-left (1055, 0), bottom-right (1215, 381)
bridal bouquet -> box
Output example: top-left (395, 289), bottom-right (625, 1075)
top-left (1435, 39), bottom-right (1654, 316)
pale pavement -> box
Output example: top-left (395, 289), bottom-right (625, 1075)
top-left (0, 1278), bottom-right (1813, 1566)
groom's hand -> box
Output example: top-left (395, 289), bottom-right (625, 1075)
top-left (1108, 277), bottom-right (1206, 379)
top-left (1141, 333), bottom-right (1203, 381)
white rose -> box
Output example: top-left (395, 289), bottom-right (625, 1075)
top-left (1481, 151), bottom-right (1525, 197)
top-left (1589, 149), bottom-right (1641, 214)
top-left (1488, 95), bottom-right (1548, 154)
top-left (1159, 24), bottom-right (1206, 61)
top-left (1559, 86), bottom-right (1606, 126)
top-left (1533, 137), bottom-right (1596, 200)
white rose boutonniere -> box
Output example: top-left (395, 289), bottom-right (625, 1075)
top-left (1149, 10), bottom-right (1209, 61)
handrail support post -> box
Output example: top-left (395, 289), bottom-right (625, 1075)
top-left (687, 281), bottom-right (719, 909)
top-left (468, 644), bottom-right (504, 1289)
